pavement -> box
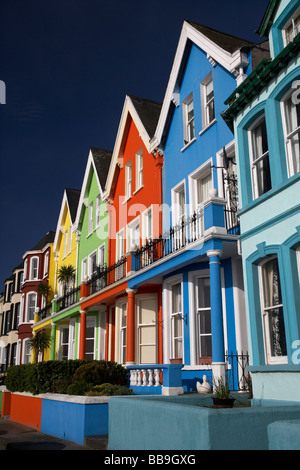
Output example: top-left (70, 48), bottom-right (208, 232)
top-left (0, 417), bottom-right (107, 450)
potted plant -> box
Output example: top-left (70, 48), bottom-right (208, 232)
top-left (212, 376), bottom-right (235, 408)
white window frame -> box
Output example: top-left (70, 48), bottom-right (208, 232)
top-left (69, 318), bottom-right (76, 360)
top-left (125, 161), bottom-right (132, 200)
top-left (119, 301), bottom-right (127, 365)
top-left (85, 316), bottom-right (96, 360)
top-left (259, 255), bottom-right (288, 365)
top-left (283, 5), bottom-right (300, 46)
top-left (136, 294), bottom-right (158, 365)
top-left (116, 228), bottom-right (125, 261)
top-left (22, 338), bottom-right (32, 364)
top-left (98, 243), bottom-right (105, 267)
top-left (95, 195), bottom-right (101, 228)
top-left (281, 88), bottom-right (300, 177)
top-left (81, 258), bottom-right (87, 281)
top-left (43, 252), bottom-right (49, 277)
top-left (88, 202), bottom-right (93, 235)
top-left (24, 259), bottom-right (28, 282)
top-left (163, 274), bottom-right (184, 363)
top-left (68, 227), bottom-right (72, 253)
top-left (248, 114), bottom-right (272, 199)
top-left (188, 159), bottom-right (213, 216)
top-left (135, 148), bottom-right (143, 191)
top-left (63, 229), bottom-right (68, 257)
top-left (88, 250), bottom-right (97, 278)
top-left (127, 216), bottom-right (140, 252)
top-left (200, 72), bottom-right (215, 130)
top-left (297, 246), bottom-right (300, 282)
top-left (196, 275), bottom-right (212, 363)
top-left (142, 206), bottom-right (153, 244)
top-left (183, 93), bottom-right (195, 146)
top-left (30, 256), bottom-right (39, 280)
top-left (25, 291), bottom-right (37, 323)
top-left (171, 180), bottom-right (186, 226)
top-left (58, 325), bottom-right (70, 361)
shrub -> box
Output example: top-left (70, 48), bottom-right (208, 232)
top-left (85, 383), bottom-right (135, 396)
top-left (67, 380), bottom-right (93, 396)
top-left (5, 359), bottom-right (91, 395)
top-left (4, 360), bottom-right (128, 395)
top-left (71, 360), bottom-right (128, 387)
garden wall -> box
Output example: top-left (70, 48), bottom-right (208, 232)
top-left (2, 391), bottom-right (112, 446)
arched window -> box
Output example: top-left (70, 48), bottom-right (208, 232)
top-left (259, 256), bottom-right (287, 364)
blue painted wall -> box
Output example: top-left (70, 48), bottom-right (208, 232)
top-left (162, 43), bottom-right (237, 227)
top-left (40, 398), bottom-right (108, 445)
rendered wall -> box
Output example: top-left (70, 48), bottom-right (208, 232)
top-left (108, 395), bottom-right (300, 450)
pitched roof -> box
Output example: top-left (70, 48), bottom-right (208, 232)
top-left (128, 95), bottom-right (162, 139)
top-left (151, 19), bottom-right (259, 152)
top-left (185, 21), bottom-right (254, 53)
top-left (29, 231), bottom-right (55, 252)
top-left (90, 148), bottom-right (113, 191)
top-left (65, 188), bottom-right (81, 223)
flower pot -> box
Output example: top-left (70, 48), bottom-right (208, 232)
top-left (212, 397), bottom-right (235, 409)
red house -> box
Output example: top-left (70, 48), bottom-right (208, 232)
top-left (18, 231), bottom-right (55, 364)
top-left (81, 95), bottom-right (163, 367)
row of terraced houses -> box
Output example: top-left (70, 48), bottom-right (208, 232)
top-left (1, 0), bottom-right (300, 406)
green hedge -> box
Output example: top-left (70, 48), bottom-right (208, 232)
top-left (5, 360), bottom-right (128, 395)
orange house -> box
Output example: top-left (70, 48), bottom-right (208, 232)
top-left (81, 95), bottom-right (163, 367)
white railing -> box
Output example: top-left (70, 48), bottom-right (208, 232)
top-left (129, 366), bottom-right (162, 388)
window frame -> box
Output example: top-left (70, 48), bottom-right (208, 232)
top-left (258, 255), bottom-right (288, 365)
top-left (125, 161), bottom-right (132, 200)
top-left (135, 148), bottom-right (143, 191)
top-left (88, 202), bottom-right (93, 235)
top-left (281, 88), bottom-right (300, 177)
top-left (25, 291), bottom-right (37, 323)
top-left (200, 72), bottom-right (215, 129)
top-left (282, 5), bottom-right (300, 46)
top-left (171, 180), bottom-right (186, 226)
top-left (248, 114), bottom-right (272, 199)
top-left (95, 195), bottom-right (101, 228)
top-left (196, 275), bottom-right (212, 363)
top-left (136, 294), bottom-right (158, 365)
top-left (30, 256), bottom-right (39, 280)
top-left (127, 216), bottom-right (140, 252)
top-left (183, 93), bottom-right (195, 146)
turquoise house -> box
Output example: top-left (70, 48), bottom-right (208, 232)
top-left (222, 0), bottom-right (300, 405)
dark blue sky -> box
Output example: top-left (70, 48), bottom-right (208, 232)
top-left (0, 0), bottom-right (269, 287)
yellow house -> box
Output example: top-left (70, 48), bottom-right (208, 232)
top-left (53, 188), bottom-right (80, 296)
top-left (32, 188), bottom-right (80, 361)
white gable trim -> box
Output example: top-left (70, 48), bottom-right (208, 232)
top-left (73, 149), bottom-right (104, 232)
top-left (53, 189), bottom-right (73, 252)
top-left (150, 21), bottom-right (249, 152)
top-left (103, 95), bottom-right (153, 202)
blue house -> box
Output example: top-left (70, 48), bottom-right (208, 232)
top-left (127, 20), bottom-right (270, 391)
top-left (222, 0), bottom-right (300, 405)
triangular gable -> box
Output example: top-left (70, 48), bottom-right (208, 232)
top-left (53, 189), bottom-right (80, 252)
top-left (74, 148), bottom-right (112, 231)
top-left (150, 20), bottom-right (254, 152)
top-left (103, 95), bottom-right (161, 202)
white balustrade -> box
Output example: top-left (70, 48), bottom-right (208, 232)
top-left (129, 367), bottom-right (163, 388)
